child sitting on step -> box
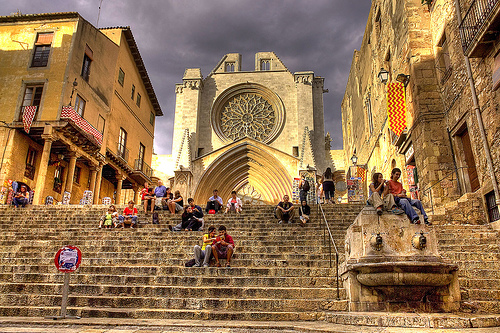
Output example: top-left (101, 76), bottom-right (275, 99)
top-left (99, 205), bottom-right (118, 229)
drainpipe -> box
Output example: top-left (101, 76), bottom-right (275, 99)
top-left (454, 0), bottom-right (500, 206)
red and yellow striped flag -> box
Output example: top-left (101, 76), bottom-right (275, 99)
top-left (387, 82), bottom-right (407, 136)
top-left (357, 167), bottom-right (366, 183)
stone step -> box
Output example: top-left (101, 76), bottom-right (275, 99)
top-left (460, 278), bottom-right (500, 289)
top-left (0, 294), bottom-right (331, 312)
top-left (0, 284), bottom-right (345, 300)
top-left (0, 257), bottom-right (341, 268)
top-left (441, 252), bottom-right (500, 261)
top-left (0, 239), bottom-right (344, 252)
top-left (438, 238), bottom-right (499, 246)
top-left (0, 306), bottom-right (323, 321)
top-left (0, 272), bottom-right (341, 287)
top-left (462, 289), bottom-right (500, 301)
top-left (0, 264), bottom-right (339, 277)
top-left (0, 251), bottom-right (343, 262)
top-left (438, 244), bottom-right (500, 252)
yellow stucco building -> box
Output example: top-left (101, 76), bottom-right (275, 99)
top-left (0, 12), bottom-right (162, 205)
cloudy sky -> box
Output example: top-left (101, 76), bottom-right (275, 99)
top-left (1, 0), bottom-right (371, 154)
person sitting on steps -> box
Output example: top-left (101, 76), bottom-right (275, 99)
top-left (193, 226), bottom-right (217, 267)
top-left (140, 182), bottom-right (154, 214)
top-left (367, 172), bottom-right (404, 216)
top-left (167, 190), bottom-right (183, 214)
top-left (153, 180), bottom-right (167, 210)
top-left (99, 205), bottom-right (118, 229)
top-left (169, 202), bottom-right (202, 231)
top-left (206, 189), bottom-right (223, 213)
top-left (275, 195), bottom-right (294, 224)
top-left (12, 185), bottom-right (29, 208)
top-left (188, 198), bottom-right (204, 231)
top-left (117, 200), bottom-right (138, 228)
top-left (212, 225), bottom-right (235, 268)
top-left (388, 168), bottom-right (431, 225)
top-left (298, 200), bottom-right (310, 227)
top-left (224, 191), bottom-right (242, 214)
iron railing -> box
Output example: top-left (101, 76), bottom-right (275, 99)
top-left (134, 159), bottom-right (153, 178)
top-left (318, 203), bottom-right (341, 300)
top-left (459, 0), bottom-right (500, 54)
top-left (117, 142), bottom-right (129, 164)
top-left (420, 166), bottom-right (469, 214)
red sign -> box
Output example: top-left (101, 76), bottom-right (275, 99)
top-left (54, 246), bottom-right (82, 273)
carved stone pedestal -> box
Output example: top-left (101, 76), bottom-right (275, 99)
top-left (341, 206), bottom-right (460, 313)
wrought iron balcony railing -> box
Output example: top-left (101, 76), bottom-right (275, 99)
top-left (459, 0), bottom-right (500, 56)
top-left (134, 159), bottom-right (153, 178)
top-left (117, 142), bottom-right (129, 164)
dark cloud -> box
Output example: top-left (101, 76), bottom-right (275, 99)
top-left (1, 0), bottom-right (371, 153)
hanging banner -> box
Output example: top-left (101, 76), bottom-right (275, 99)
top-left (387, 82), bottom-right (407, 136)
top-left (22, 106), bottom-right (38, 134)
top-left (356, 166), bottom-right (366, 183)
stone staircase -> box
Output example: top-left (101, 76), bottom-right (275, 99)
top-left (435, 224), bottom-right (500, 313)
top-left (1, 202), bottom-right (500, 325)
top-left (429, 192), bottom-right (487, 225)
top-left (0, 204), bottom-right (362, 320)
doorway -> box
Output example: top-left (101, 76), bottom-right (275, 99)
top-left (458, 127), bottom-right (480, 192)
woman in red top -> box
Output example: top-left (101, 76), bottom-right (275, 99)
top-left (118, 200), bottom-right (138, 228)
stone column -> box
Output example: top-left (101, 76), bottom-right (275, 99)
top-left (133, 184), bottom-right (141, 205)
top-left (88, 167), bottom-right (97, 194)
top-left (33, 134), bottom-right (55, 205)
top-left (64, 151), bottom-right (79, 196)
top-left (116, 174), bottom-right (125, 205)
top-left (93, 164), bottom-right (103, 205)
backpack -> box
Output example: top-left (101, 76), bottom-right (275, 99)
top-left (302, 179), bottom-right (310, 192)
top-left (152, 212), bottom-right (159, 225)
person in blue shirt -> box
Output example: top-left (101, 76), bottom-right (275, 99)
top-left (153, 180), bottom-right (167, 209)
top-left (205, 189), bottom-right (223, 213)
top-left (154, 180), bottom-right (167, 197)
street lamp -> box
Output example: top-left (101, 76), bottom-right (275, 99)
top-left (69, 78), bottom-right (78, 106)
top-left (350, 153), bottom-right (358, 166)
top-left (378, 68), bottom-right (389, 84)
top-left (396, 73), bottom-right (411, 87)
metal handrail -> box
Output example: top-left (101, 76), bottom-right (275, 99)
top-left (420, 166), bottom-right (468, 214)
top-left (318, 203), bottom-right (340, 300)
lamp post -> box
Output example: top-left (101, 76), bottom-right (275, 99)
top-left (396, 73), bottom-right (411, 87)
top-left (69, 78), bottom-right (78, 106)
top-left (350, 153), bottom-right (358, 166)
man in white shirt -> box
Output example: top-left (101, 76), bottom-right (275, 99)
top-left (206, 189), bottom-right (223, 213)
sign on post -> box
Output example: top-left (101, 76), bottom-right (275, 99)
top-left (46, 246), bottom-right (82, 320)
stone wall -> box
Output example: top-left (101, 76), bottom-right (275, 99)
top-left (342, 0), bottom-right (500, 222)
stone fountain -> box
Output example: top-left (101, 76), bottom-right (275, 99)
top-left (341, 206), bottom-right (460, 312)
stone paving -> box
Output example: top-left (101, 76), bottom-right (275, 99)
top-left (0, 318), bottom-right (500, 333)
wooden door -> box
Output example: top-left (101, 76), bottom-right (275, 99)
top-left (460, 129), bottom-right (480, 192)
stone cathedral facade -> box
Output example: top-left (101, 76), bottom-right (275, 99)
top-left (168, 52), bottom-right (335, 204)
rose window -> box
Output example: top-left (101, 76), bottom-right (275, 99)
top-left (220, 93), bottom-right (276, 142)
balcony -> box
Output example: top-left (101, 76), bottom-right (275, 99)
top-left (105, 142), bottom-right (133, 175)
top-left (60, 106), bottom-right (103, 148)
top-left (130, 159), bottom-right (153, 184)
top-left (459, 0), bottom-right (500, 57)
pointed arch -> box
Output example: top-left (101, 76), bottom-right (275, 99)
top-left (193, 142), bottom-right (292, 204)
